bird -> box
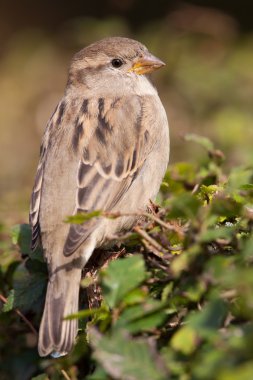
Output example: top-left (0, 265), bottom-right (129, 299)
top-left (29, 36), bottom-right (169, 357)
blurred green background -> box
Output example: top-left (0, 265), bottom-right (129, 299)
top-left (0, 0), bottom-right (253, 227)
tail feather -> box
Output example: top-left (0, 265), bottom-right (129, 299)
top-left (38, 269), bottom-right (81, 357)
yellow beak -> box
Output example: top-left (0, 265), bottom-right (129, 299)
top-left (128, 53), bottom-right (165, 75)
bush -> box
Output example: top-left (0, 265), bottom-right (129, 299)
top-left (1, 135), bottom-right (253, 380)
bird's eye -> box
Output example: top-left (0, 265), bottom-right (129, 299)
top-left (111, 58), bottom-right (123, 68)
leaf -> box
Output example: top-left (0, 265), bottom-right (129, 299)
top-left (171, 246), bottom-right (200, 276)
top-left (166, 193), bottom-right (201, 219)
top-left (90, 328), bottom-right (167, 380)
top-left (171, 326), bottom-right (198, 354)
top-left (242, 234), bottom-right (253, 261)
top-left (114, 299), bottom-right (168, 333)
top-left (161, 282), bottom-right (174, 302)
top-left (12, 262), bottom-right (47, 311)
top-left (200, 226), bottom-right (235, 242)
top-left (122, 288), bottom-right (147, 306)
top-left (188, 299), bottom-right (228, 338)
top-left (227, 167), bottom-right (253, 192)
top-left (211, 196), bottom-right (243, 218)
top-left (65, 210), bottom-right (102, 224)
top-left (240, 184), bottom-right (253, 190)
top-left (199, 184), bottom-right (222, 202)
top-left (218, 362), bottom-right (253, 380)
top-left (101, 255), bottom-right (146, 308)
top-left (87, 366), bottom-right (109, 380)
top-left (65, 307), bottom-right (101, 320)
top-left (191, 349), bottom-right (226, 379)
top-left (11, 224), bottom-right (44, 262)
top-left (2, 289), bottom-right (14, 312)
top-left (184, 134), bottom-right (214, 151)
top-left (170, 253), bottom-right (190, 275)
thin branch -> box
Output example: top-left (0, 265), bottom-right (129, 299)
top-left (142, 239), bottom-right (166, 260)
top-left (61, 369), bottom-right (72, 380)
top-left (143, 212), bottom-right (184, 235)
top-left (145, 254), bottom-right (170, 272)
top-left (0, 293), bottom-right (38, 336)
top-left (133, 226), bottom-right (167, 257)
top-left (192, 183), bottom-right (200, 194)
top-left (103, 211), bottom-right (185, 238)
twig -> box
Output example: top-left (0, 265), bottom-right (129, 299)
top-left (103, 211), bottom-right (185, 237)
top-left (142, 212), bottom-right (184, 235)
top-left (220, 289), bottom-right (237, 299)
top-left (61, 369), bottom-right (72, 380)
top-left (142, 239), bottom-right (166, 259)
top-left (133, 226), bottom-right (167, 257)
top-left (0, 293), bottom-right (38, 336)
top-left (192, 183), bottom-right (200, 194)
top-left (145, 254), bottom-right (170, 272)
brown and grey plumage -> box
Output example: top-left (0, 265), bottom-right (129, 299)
top-left (29, 37), bottom-right (169, 357)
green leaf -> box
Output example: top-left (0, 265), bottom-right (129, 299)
top-left (184, 133), bottom-right (214, 151)
top-left (199, 184), bottom-right (223, 202)
top-left (211, 196), bottom-right (243, 218)
top-left (65, 210), bottom-right (102, 224)
top-left (101, 255), bottom-right (146, 308)
top-left (192, 348), bottom-right (226, 379)
top-left (12, 262), bottom-right (47, 311)
top-left (218, 362), bottom-right (253, 380)
top-left (166, 193), bottom-right (201, 219)
top-left (11, 224), bottom-right (44, 262)
top-left (240, 184), bottom-right (253, 190)
top-left (200, 226), bottom-right (235, 242)
top-left (87, 366), bottom-right (109, 380)
top-left (171, 246), bottom-right (200, 276)
top-left (114, 299), bottom-right (168, 333)
top-left (65, 307), bottom-right (101, 320)
top-left (242, 234), bottom-right (253, 261)
top-left (161, 282), bottom-right (174, 302)
top-left (90, 328), bottom-right (167, 380)
top-left (171, 326), bottom-right (198, 354)
top-left (2, 289), bottom-right (14, 312)
top-left (227, 167), bottom-right (253, 192)
top-left (122, 288), bottom-right (147, 306)
top-left (188, 299), bottom-right (227, 338)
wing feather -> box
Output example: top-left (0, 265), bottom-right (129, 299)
top-left (63, 95), bottom-right (153, 255)
top-left (29, 101), bottom-right (65, 250)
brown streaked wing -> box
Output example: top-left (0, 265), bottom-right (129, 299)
top-left (64, 95), bottom-right (153, 256)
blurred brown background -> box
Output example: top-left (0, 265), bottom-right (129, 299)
top-left (1, 0), bottom-right (253, 227)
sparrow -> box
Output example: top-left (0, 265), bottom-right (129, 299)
top-left (30, 36), bottom-right (169, 357)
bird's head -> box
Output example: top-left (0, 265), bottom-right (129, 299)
top-left (67, 37), bottom-right (165, 94)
